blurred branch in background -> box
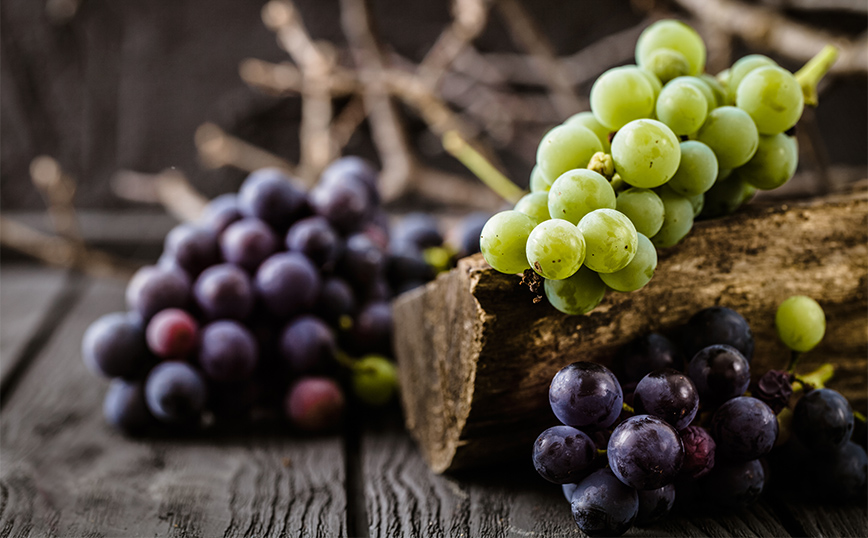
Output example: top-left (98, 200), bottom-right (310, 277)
top-left (111, 170), bottom-right (208, 222)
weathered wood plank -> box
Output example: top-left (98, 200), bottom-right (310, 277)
top-left (773, 501), bottom-right (868, 538)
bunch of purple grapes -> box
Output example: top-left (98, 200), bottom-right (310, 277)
top-left (533, 304), bottom-right (866, 537)
top-left (82, 158), bottom-right (451, 435)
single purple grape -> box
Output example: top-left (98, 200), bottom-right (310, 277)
top-left (286, 216), bottom-right (341, 269)
top-left (618, 332), bottom-right (682, 383)
top-left (687, 344), bottom-right (750, 406)
top-left (682, 306), bottom-right (754, 362)
top-left (103, 378), bottom-right (157, 435)
top-left (711, 396), bottom-right (778, 461)
top-left (145, 362), bottom-right (207, 424)
top-left (633, 368), bottom-right (699, 430)
top-left (126, 265), bottom-right (191, 321)
top-left (570, 468), bottom-right (639, 537)
top-left (279, 316), bottom-right (336, 374)
top-left (163, 224), bottom-right (220, 277)
top-left (793, 388), bottom-right (854, 453)
top-left (220, 218), bottom-right (279, 271)
top-left (238, 168), bottom-right (308, 232)
top-left (699, 458), bottom-right (765, 508)
top-left (146, 308), bottom-right (199, 359)
top-left (82, 312), bottom-right (151, 378)
top-left (635, 484), bottom-right (676, 526)
top-left (199, 193), bottom-right (242, 234)
top-left (679, 425), bottom-right (716, 479)
top-left (193, 263), bottom-right (254, 320)
top-left (532, 425), bottom-right (597, 484)
top-left (255, 252), bottom-right (321, 318)
top-left (198, 321), bottom-right (259, 382)
top-left (285, 377), bottom-right (345, 432)
top-left (315, 277), bottom-right (357, 325)
top-left (608, 414), bottom-right (684, 490)
top-left (549, 362), bottom-right (623, 430)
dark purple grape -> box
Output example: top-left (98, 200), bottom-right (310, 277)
top-left (570, 468), bottom-right (639, 537)
top-left (238, 168), bottom-right (307, 232)
top-left (193, 263), bottom-right (254, 320)
top-left (682, 306), bottom-right (754, 362)
top-left (393, 213), bottom-right (443, 250)
top-left (387, 244), bottom-right (435, 288)
top-left (350, 302), bottom-right (393, 354)
top-left (363, 278), bottom-right (393, 304)
top-left (793, 388), bottom-right (854, 453)
top-left (319, 156), bottom-right (379, 204)
top-left (163, 224), bottom-right (220, 277)
top-left (339, 233), bottom-right (385, 287)
top-left (82, 312), bottom-right (151, 378)
top-left (146, 308), bottom-right (198, 359)
top-left (608, 415), bottom-right (684, 490)
top-left (395, 279), bottom-right (427, 295)
top-left (711, 396), bottom-right (778, 461)
top-left (285, 377), bottom-right (345, 432)
top-left (315, 277), bottom-right (356, 325)
top-left (532, 425), bottom-right (597, 484)
top-left (310, 176), bottom-right (371, 235)
top-left (549, 362), bottom-right (623, 430)
top-left (199, 193), bottom-right (242, 234)
top-left (198, 321), bottom-right (259, 382)
top-left (279, 316), bottom-right (336, 374)
top-left (635, 484), bottom-right (675, 526)
top-left (618, 332), bottom-right (682, 384)
top-left (700, 458), bottom-right (765, 508)
top-left (450, 212), bottom-right (489, 259)
top-left (103, 378), bottom-right (156, 435)
top-left (679, 425), bottom-right (716, 479)
top-left (145, 361), bottom-right (207, 423)
top-left (562, 483), bottom-right (579, 503)
top-left (687, 344), bottom-right (750, 406)
top-left (220, 218), bottom-right (279, 271)
top-left (286, 216), bottom-right (341, 269)
top-left (126, 265), bottom-right (191, 321)
top-left (751, 369), bottom-right (794, 414)
top-left (633, 369), bottom-right (699, 430)
top-left (814, 441), bottom-right (867, 501)
top-left (255, 253), bottom-right (321, 318)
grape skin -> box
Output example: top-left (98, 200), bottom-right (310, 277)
top-left (513, 192), bottom-right (552, 225)
top-left (590, 66), bottom-right (657, 131)
top-left (146, 308), bottom-right (198, 359)
top-left (793, 388), bottom-right (854, 453)
top-left (536, 124), bottom-right (604, 183)
top-left (199, 321), bottom-right (259, 382)
top-left (687, 344), bottom-right (751, 406)
top-left (82, 312), bottom-right (150, 379)
top-left (618, 332), bottom-right (682, 383)
top-left (221, 218), bottom-right (279, 272)
top-left (145, 361), bottom-right (208, 424)
top-left (544, 266), bottom-right (608, 316)
top-left (525, 219), bottom-right (586, 280)
top-left (682, 306), bottom-right (755, 361)
top-left (700, 459), bottom-right (765, 508)
top-left (608, 414), bottom-right (684, 490)
top-left (599, 233), bottom-right (657, 292)
top-left (726, 54), bottom-right (778, 104)
top-left (549, 362), bottom-right (623, 430)
top-left (737, 134), bottom-right (798, 191)
top-left (696, 106), bottom-right (759, 170)
top-left (650, 187), bottom-right (693, 248)
top-left (775, 295), bottom-right (825, 352)
top-left (736, 66), bottom-right (804, 135)
top-left (193, 263), bottom-right (254, 321)
top-left (577, 209), bottom-right (638, 274)
top-left (633, 368), bottom-right (699, 430)
top-left (103, 378), bottom-right (156, 435)
top-left (352, 355), bottom-right (398, 406)
top-left (479, 210), bottom-right (535, 274)
top-left (612, 119), bottom-right (681, 189)
top-left (547, 169), bottom-right (616, 226)
top-left (636, 19), bottom-right (706, 77)
top-left (667, 141), bottom-right (718, 197)
top-left (285, 377), bottom-right (345, 431)
top-left (700, 174), bottom-right (757, 218)
top-left (532, 425), bottom-right (597, 484)
top-left (635, 484), bottom-right (676, 526)
top-left (570, 468), bottom-right (639, 537)
top-left (255, 252), bottom-right (321, 318)
top-left (126, 265), bottom-right (191, 322)
top-left (564, 111), bottom-right (612, 153)
top-left (711, 396), bottom-right (778, 461)
top-left (655, 80), bottom-right (708, 136)
top-left (616, 188), bottom-right (665, 238)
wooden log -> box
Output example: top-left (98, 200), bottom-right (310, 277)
top-left (394, 190), bottom-right (868, 473)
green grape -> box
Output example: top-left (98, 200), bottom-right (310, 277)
top-left (727, 54), bottom-right (778, 103)
top-left (636, 20), bottom-right (706, 77)
top-left (352, 355), bottom-right (398, 406)
top-left (700, 174), bottom-right (757, 218)
top-left (737, 134), bottom-right (798, 190)
top-left (669, 76), bottom-right (716, 113)
top-left (577, 209), bottom-right (638, 273)
top-left (736, 66), bottom-right (804, 135)
top-left (651, 187), bottom-right (694, 248)
top-left (686, 192), bottom-right (704, 217)
top-left (548, 169), bottom-right (616, 225)
top-left (544, 265), bottom-right (607, 315)
top-left (514, 192), bottom-right (551, 224)
top-left (717, 68), bottom-right (731, 88)
top-left (611, 119), bottom-right (681, 188)
top-left (644, 48), bottom-right (690, 84)
top-left (718, 168), bottom-right (733, 181)
top-left (564, 111), bottom-right (612, 153)
top-left (536, 124), bottom-right (603, 183)
top-left (525, 219), bottom-right (586, 280)
top-left (529, 165), bottom-right (553, 193)
top-left (700, 73), bottom-right (727, 107)
top-left (638, 68), bottom-right (663, 102)
top-left (667, 140), bottom-right (718, 196)
top-left (775, 295), bottom-right (826, 352)
top-left (616, 187), bottom-right (665, 238)
top-left (480, 210), bottom-right (535, 274)
top-left (599, 233), bottom-right (657, 292)
top-left (590, 66), bottom-right (656, 130)
top-left (656, 79), bottom-right (709, 135)
top-left (696, 106), bottom-right (759, 169)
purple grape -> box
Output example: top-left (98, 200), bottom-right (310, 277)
top-left (711, 396), bottom-right (778, 461)
top-left (163, 224), bottom-right (220, 276)
top-left (814, 441), bottom-right (867, 501)
top-left (679, 425), bottom-right (716, 479)
top-left (103, 378), bottom-right (156, 435)
top-left (532, 425), bottom-right (597, 484)
top-left (82, 312), bottom-right (151, 378)
top-left (687, 344), bottom-right (750, 406)
top-left (549, 362), bottom-right (623, 430)
top-left (146, 308), bottom-right (199, 359)
top-left (700, 458), bottom-right (765, 508)
top-left (683, 306), bottom-right (754, 362)
top-left (279, 316), bottom-right (336, 374)
top-left (562, 483), bottom-right (579, 503)
top-left (570, 468), bottom-right (639, 537)
top-left (633, 368), bottom-right (699, 430)
top-left (751, 369), bottom-right (794, 414)
top-left (145, 362), bottom-right (207, 423)
top-left (608, 415), bottom-right (684, 490)
top-left (126, 265), bottom-right (191, 321)
top-left (618, 332), bottom-right (682, 383)
top-left (793, 388), bottom-right (854, 453)
top-left (319, 156), bottom-right (379, 205)
top-left (339, 233), bottom-right (385, 287)
top-left (198, 321), bottom-right (259, 382)
top-left (193, 263), bottom-right (254, 320)
top-left (386, 244), bottom-right (434, 288)
top-left (635, 484), bottom-right (675, 526)
top-left (449, 212), bottom-right (489, 259)
top-left (310, 176), bottom-right (371, 234)
top-left (393, 213), bottom-right (443, 250)
top-left (285, 377), bottom-right (345, 432)
top-left (238, 168), bottom-right (307, 232)
top-left (286, 216), bottom-right (341, 269)
top-left (351, 302), bottom-right (393, 354)
top-left (220, 218), bottom-right (279, 271)
top-left (199, 193), bottom-right (242, 234)
top-left (363, 278), bottom-right (393, 304)
top-left (315, 277), bottom-right (357, 325)
top-left (255, 252), bottom-right (320, 318)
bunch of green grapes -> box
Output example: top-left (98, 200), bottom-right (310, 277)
top-left (481, 19), bottom-right (833, 316)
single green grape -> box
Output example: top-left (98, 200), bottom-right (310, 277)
top-left (736, 66), bottom-right (804, 135)
top-left (718, 168), bottom-right (733, 181)
top-left (564, 111), bottom-right (612, 153)
top-left (577, 209), bottom-right (638, 273)
top-left (669, 76), bottom-right (717, 113)
top-left (775, 295), bottom-right (826, 352)
top-left (479, 210), bottom-right (535, 274)
top-left (611, 119), bottom-right (681, 188)
top-left (514, 192), bottom-right (551, 224)
top-left (548, 169), bottom-right (616, 225)
top-left (616, 187), bottom-right (665, 238)
top-left (686, 192), bottom-right (705, 218)
top-left (717, 68), bottom-right (731, 89)
top-left (726, 54), bottom-right (778, 104)
top-left (667, 140), bottom-right (718, 196)
top-left (638, 68), bottom-right (662, 102)
top-left (590, 66), bottom-right (656, 130)
top-left (636, 19), bottom-right (706, 77)
top-left (700, 174), bottom-right (757, 218)
top-left (696, 106), bottom-right (759, 169)
top-left (644, 48), bottom-right (690, 84)
top-left (352, 355), bottom-right (398, 406)
top-left (700, 73), bottom-right (727, 107)
top-left (525, 219), bottom-right (586, 280)
top-left (599, 233), bottom-right (658, 292)
top-left (737, 134), bottom-right (798, 190)
top-left (544, 265), bottom-right (607, 315)
top-left (536, 124), bottom-right (603, 184)
top-left (651, 187), bottom-right (694, 248)
top-left (529, 164), bottom-right (553, 193)
top-left (656, 79), bottom-right (709, 136)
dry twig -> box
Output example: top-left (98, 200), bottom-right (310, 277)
top-left (29, 155), bottom-right (82, 244)
top-left (418, 0), bottom-right (494, 87)
top-left (111, 169), bottom-right (209, 222)
top-left (194, 122), bottom-right (297, 177)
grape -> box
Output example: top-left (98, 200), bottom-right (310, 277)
top-left (700, 174), bottom-right (756, 218)
top-left (198, 320), bottom-right (259, 382)
top-left (315, 277), bottom-right (356, 325)
top-left (544, 266), bottom-right (608, 316)
top-left (392, 213), bottom-right (442, 250)
top-left (352, 355), bottom-right (398, 406)
top-left (563, 111), bottom-right (612, 153)
top-left (549, 362), bottom-right (623, 430)
top-left (683, 306), bottom-right (755, 361)
top-left (286, 216), bottom-right (341, 270)
top-left (687, 193), bottom-right (704, 218)
top-left (687, 344), bottom-right (751, 406)
top-left (82, 312), bottom-right (150, 378)
top-left (633, 368), bottom-right (699, 430)
top-left (351, 301), bottom-right (393, 354)
top-left (279, 316), bottom-right (335, 374)
top-left (199, 193), bottom-right (242, 234)
top-left (533, 425), bottom-right (598, 484)
top-left (590, 66), bottom-right (656, 130)
top-left (667, 141), bottom-right (718, 196)
top-left (737, 134), bottom-right (798, 190)
top-left (670, 76), bottom-right (717, 113)
top-left (635, 484), bottom-right (676, 526)
top-left (618, 332), bottom-right (682, 383)
top-left (608, 415), bottom-right (684, 490)
top-left (562, 483), bottom-right (579, 503)
top-left (525, 219), bottom-right (586, 280)
top-left (255, 252), bottom-right (320, 318)
top-left (650, 187), bottom-right (693, 248)
top-left (696, 106), bottom-right (759, 169)
top-left (547, 169), bottom-right (616, 226)
top-left (450, 212), bottom-right (489, 259)
top-left (679, 425), bottom-right (716, 479)
top-left (528, 164), bottom-right (554, 193)
top-left (285, 377), bottom-right (345, 431)
top-left (611, 119), bottom-right (681, 189)
top-left (145, 308), bottom-right (198, 359)
top-left (145, 361), bottom-right (207, 423)
top-left (577, 209), bottom-right (638, 274)
top-left (319, 156), bottom-right (379, 204)
top-left (479, 210), bottom-right (535, 274)
top-left (751, 369), bottom-right (794, 414)
top-left (655, 79), bottom-right (708, 135)
top-left (700, 73), bottom-right (727, 107)
top-left (638, 68), bottom-right (662, 102)
top-left (712, 396), bottom-right (778, 461)
top-left (726, 54), bottom-right (778, 104)
top-left (103, 379), bottom-right (156, 435)
top-left (193, 263), bottom-right (254, 320)
top-left (793, 388), bottom-right (854, 453)
top-left (340, 233), bottom-right (386, 287)
top-left (310, 176), bottom-right (372, 235)
top-left (644, 48), bottom-right (690, 84)
top-left (570, 468), bottom-right (639, 538)
top-left (615, 188), bottom-right (664, 238)
top-left (126, 265), bottom-right (191, 321)
top-left (363, 278), bottom-right (393, 304)
top-left (163, 224), bottom-right (220, 276)
top-left (513, 192), bottom-right (551, 225)
top-left (814, 441), bottom-right (868, 501)
top-left (599, 233), bottom-right (657, 292)
top-left (736, 66), bottom-right (804, 135)
top-left (386, 245), bottom-right (434, 289)
top-left (700, 459), bottom-right (765, 508)
top-left (775, 295), bottom-right (825, 352)
top-left (238, 168), bottom-right (308, 232)
top-left (636, 20), bottom-right (706, 77)
top-left (220, 218), bottom-right (279, 271)
top-left (536, 124), bottom-right (603, 182)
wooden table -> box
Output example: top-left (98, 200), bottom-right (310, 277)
top-left (1, 264), bottom-right (865, 537)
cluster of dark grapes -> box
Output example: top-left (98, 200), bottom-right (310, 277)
top-left (82, 158), bottom-right (459, 435)
top-left (533, 299), bottom-right (866, 537)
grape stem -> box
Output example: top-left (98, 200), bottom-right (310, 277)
top-left (786, 350), bottom-right (802, 373)
top-left (442, 130), bottom-right (526, 203)
top-left (335, 350), bottom-right (359, 371)
top-left (622, 402), bottom-right (635, 414)
top-left (854, 410), bottom-right (867, 423)
top-left (793, 362), bottom-right (835, 391)
top-left (795, 45), bottom-right (839, 107)
top-left (596, 448), bottom-right (608, 457)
